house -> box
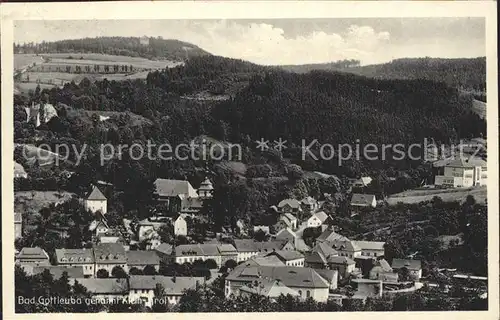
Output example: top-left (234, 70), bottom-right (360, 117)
top-left (238, 278), bottom-right (300, 301)
top-left (277, 199), bottom-right (302, 213)
top-left (197, 178), bottom-right (214, 199)
top-left (314, 269), bottom-right (338, 290)
top-left (256, 240), bottom-right (295, 253)
top-left (174, 215), bottom-right (188, 236)
top-left (353, 177), bottom-right (373, 188)
top-left (301, 196), bottom-right (319, 212)
top-left (93, 243), bottom-right (127, 275)
top-left (265, 250), bottom-right (305, 267)
top-left (276, 228), bottom-right (297, 243)
top-left (305, 242), bottom-right (338, 268)
top-left (127, 250), bottom-right (161, 272)
top-left (326, 256), bottom-right (357, 279)
top-left (180, 197), bottom-right (204, 214)
top-left (233, 239), bottom-right (260, 263)
top-left (137, 218), bottom-right (166, 242)
top-left (369, 259), bottom-right (398, 282)
top-left (55, 248), bottom-right (95, 277)
top-left (71, 278), bottom-right (129, 303)
top-left (316, 228), bottom-right (350, 243)
top-left (83, 185), bottom-right (107, 215)
top-left (217, 244), bottom-right (238, 265)
top-left (350, 194), bottom-right (377, 208)
top-left (245, 255), bottom-right (286, 267)
top-left (15, 247), bottom-right (51, 268)
top-left (391, 259), bottom-right (422, 280)
top-left (154, 178), bottom-right (198, 211)
top-left (98, 229), bottom-right (123, 244)
top-left (175, 244), bottom-right (222, 267)
top-left (329, 240), bottom-right (361, 259)
top-left (434, 156), bottom-right (487, 187)
top-left (225, 264), bottom-right (331, 302)
top-left (14, 162), bottom-right (28, 178)
top-left (278, 213), bottom-right (297, 230)
top-left (128, 275), bottom-right (204, 307)
top-left (155, 243), bottom-right (173, 262)
top-left (32, 266), bottom-right (85, 279)
top-left (89, 218), bottom-right (110, 237)
top-left (14, 212), bottom-right (23, 239)
top-left (306, 211), bottom-right (329, 228)
top-left (353, 241), bottom-right (386, 258)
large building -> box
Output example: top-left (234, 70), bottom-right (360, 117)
top-left (55, 248), bottom-right (96, 277)
top-left (434, 157), bottom-right (487, 188)
top-left (16, 247), bottom-right (51, 269)
top-left (225, 263), bottom-right (335, 302)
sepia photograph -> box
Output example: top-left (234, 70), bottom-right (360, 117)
top-left (2, 1), bottom-right (498, 317)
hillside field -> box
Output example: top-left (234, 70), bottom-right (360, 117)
top-left (387, 186), bottom-right (487, 205)
top-left (15, 190), bottom-right (75, 214)
top-left (14, 54), bottom-right (44, 71)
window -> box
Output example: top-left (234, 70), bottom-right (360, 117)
top-left (298, 290), bottom-right (302, 297)
top-left (374, 253), bottom-right (377, 257)
top-left (306, 291), bottom-right (311, 298)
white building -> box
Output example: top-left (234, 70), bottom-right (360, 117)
top-left (434, 157), bottom-right (487, 188)
top-left (55, 248), bottom-right (95, 278)
top-left (306, 211), bottom-right (329, 228)
top-left (197, 178), bottom-right (214, 199)
top-left (83, 186), bottom-right (107, 215)
top-left (174, 215), bottom-right (188, 236)
top-left (128, 276), bottom-right (204, 307)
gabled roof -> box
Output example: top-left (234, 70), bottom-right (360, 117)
top-left (256, 240), bottom-right (288, 253)
top-left (313, 242), bottom-right (338, 258)
top-left (86, 186), bottom-right (107, 201)
top-left (327, 256), bottom-right (356, 265)
top-left (227, 264), bottom-right (329, 289)
top-left (304, 251), bottom-right (327, 265)
top-left (329, 240), bottom-right (361, 252)
top-left (276, 228), bottom-right (297, 240)
top-left (301, 196), bottom-right (317, 205)
top-left (154, 179), bottom-right (197, 198)
top-left (294, 238), bottom-right (311, 252)
top-left (350, 193), bottom-right (376, 206)
top-left (374, 259), bottom-right (392, 272)
top-left (14, 162), bottom-right (27, 174)
top-left (198, 178), bottom-right (214, 191)
top-left (126, 250), bottom-right (160, 266)
top-left (278, 199), bottom-right (301, 209)
top-left (32, 266), bottom-right (85, 279)
top-left (93, 243), bottom-right (127, 263)
top-left (246, 255), bottom-right (286, 267)
top-left (55, 248), bottom-right (95, 264)
top-left (239, 278), bottom-right (299, 298)
top-left (435, 156), bottom-right (487, 168)
top-left (353, 241), bottom-right (385, 251)
top-left (175, 244), bottom-right (221, 257)
top-left (233, 239), bottom-right (259, 253)
top-left (155, 243), bottom-right (173, 255)
top-left (266, 250), bottom-right (304, 261)
top-left (17, 247), bottom-right (49, 260)
top-left (317, 229), bottom-right (350, 242)
top-left (71, 278), bottom-right (129, 294)
top-left (128, 275), bottom-right (204, 294)
top-left (310, 211), bottom-right (329, 223)
top-left (391, 258), bottom-right (422, 270)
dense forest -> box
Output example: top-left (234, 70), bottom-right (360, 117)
top-left (282, 57), bottom-right (487, 100)
top-left (14, 37), bottom-right (211, 61)
top-left (14, 54), bottom-right (487, 237)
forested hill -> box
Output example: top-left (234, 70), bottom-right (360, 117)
top-left (14, 37), bottom-right (211, 61)
top-left (15, 55), bottom-right (486, 178)
top-left (281, 57), bottom-right (486, 99)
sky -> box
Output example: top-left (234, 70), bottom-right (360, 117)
top-left (14, 18), bottom-right (485, 65)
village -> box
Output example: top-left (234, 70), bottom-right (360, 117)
top-left (14, 154), bottom-right (488, 309)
